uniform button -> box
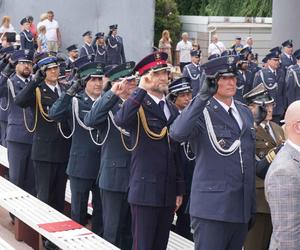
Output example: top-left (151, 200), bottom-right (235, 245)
top-left (112, 162), bottom-right (116, 166)
top-left (141, 177), bottom-right (145, 180)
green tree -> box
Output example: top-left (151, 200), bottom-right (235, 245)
top-left (175, 0), bottom-right (272, 17)
top-left (154, 0), bottom-right (181, 50)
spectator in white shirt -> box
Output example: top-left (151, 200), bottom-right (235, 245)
top-left (40, 10), bottom-right (61, 52)
top-left (176, 32), bottom-right (193, 72)
top-left (0, 16), bottom-right (15, 39)
top-left (208, 34), bottom-right (226, 56)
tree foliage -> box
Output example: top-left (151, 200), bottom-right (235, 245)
top-left (175, 0), bottom-right (272, 17)
top-left (154, 0), bottom-right (181, 49)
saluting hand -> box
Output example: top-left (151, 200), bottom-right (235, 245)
top-left (138, 73), bottom-right (154, 92)
top-left (111, 79), bottom-right (127, 97)
top-left (175, 195), bottom-right (183, 212)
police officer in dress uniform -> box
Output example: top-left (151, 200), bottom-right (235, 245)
top-left (49, 60), bottom-right (105, 236)
top-left (170, 55), bottom-right (256, 250)
top-left (168, 77), bottom-right (195, 240)
top-left (285, 49), bottom-right (300, 106)
top-left (253, 50), bottom-right (286, 124)
top-left (280, 39), bottom-right (296, 72)
top-left (79, 31), bottom-right (95, 59)
top-left (20, 17), bottom-right (35, 51)
top-left (65, 44), bottom-right (79, 70)
top-left (234, 52), bottom-right (252, 103)
top-left (106, 24), bottom-right (126, 66)
top-left (0, 46), bottom-right (14, 146)
top-left (243, 83), bottom-right (285, 250)
top-left (182, 50), bottom-right (205, 97)
top-left (114, 52), bottom-right (185, 250)
top-left (14, 53), bottom-right (71, 250)
top-left (0, 49), bottom-right (36, 195)
top-left (93, 32), bottom-right (107, 65)
top-left (84, 62), bottom-right (136, 250)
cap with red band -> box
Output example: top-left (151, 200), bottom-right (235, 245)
top-left (134, 52), bottom-right (169, 76)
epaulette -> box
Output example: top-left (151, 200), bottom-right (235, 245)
top-left (234, 99), bottom-right (248, 108)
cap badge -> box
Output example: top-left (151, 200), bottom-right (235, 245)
top-left (155, 53), bottom-right (161, 61)
top-left (227, 56), bottom-right (235, 64)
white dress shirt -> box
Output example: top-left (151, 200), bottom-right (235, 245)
top-left (45, 82), bottom-right (62, 96)
top-left (148, 93), bottom-right (171, 120)
top-left (214, 97), bottom-right (243, 129)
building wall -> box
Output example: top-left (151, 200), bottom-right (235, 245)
top-left (272, 0), bottom-right (300, 48)
top-left (180, 15), bottom-right (272, 63)
top-left (0, 0), bottom-right (155, 62)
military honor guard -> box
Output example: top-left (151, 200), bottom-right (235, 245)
top-left (20, 17), bottom-right (35, 51)
top-left (253, 50), bottom-right (286, 124)
top-left (234, 52), bottom-right (252, 103)
top-left (182, 50), bottom-right (204, 96)
top-left (93, 32), bottom-right (107, 65)
top-left (79, 31), bottom-right (95, 59)
top-left (243, 84), bottom-right (285, 250)
top-left (0, 49), bottom-right (36, 195)
top-left (280, 39), bottom-right (296, 72)
top-left (84, 62), bottom-right (136, 250)
top-left (65, 44), bottom-right (79, 70)
top-left (285, 49), bottom-right (300, 106)
top-left (15, 53), bottom-right (71, 212)
top-left (0, 46), bottom-right (14, 146)
top-left (106, 24), bottom-right (126, 65)
top-left (240, 47), bottom-right (260, 87)
top-left (168, 77), bottom-right (195, 240)
top-left (170, 55), bottom-right (256, 250)
top-left (114, 52), bottom-right (185, 250)
top-left (48, 60), bottom-right (105, 236)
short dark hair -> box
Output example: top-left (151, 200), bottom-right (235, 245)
top-left (47, 10), bottom-right (54, 15)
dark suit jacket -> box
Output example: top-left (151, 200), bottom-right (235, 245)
top-left (106, 35), bottom-right (126, 65)
top-left (84, 90), bottom-right (130, 192)
top-left (0, 74), bottom-right (34, 144)
top-left (48, 91), bottom-right (101, 179)
top-left (114, 88), bottom-right (185, 207)
top-left (14, 80), bottom-right (71, 163)
top-left (170, 96), bottom-right (256, 224)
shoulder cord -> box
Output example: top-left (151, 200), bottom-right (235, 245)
top-left (138, 106), bottom-right (168, 140)
top-left (96, 45), bottom-right (106, 56)
top-left (22, 31), bottom-right (33, 42)
top-left (289, 68), bottom-right (300, 88)
top-left (260, 70), bottom-right (278, 90)
top-left (120, 111), bottom-right (140, 152)
top-left (7, 79), bottom-right (38, 132)
top-left (0, 79), bottom-right (11, 111)
top-left (186, 66), bottom-right (200, 80)
top-left (182, 142), bottom-right (196, 161)
top-left (107, 37), bottom-right (118, 49)
top-left (35, 88), bottom-right (54, 122)
top-left (203, 107), bottom-right (244, 173)
top-left (58, 97), bottom-right (110, 146)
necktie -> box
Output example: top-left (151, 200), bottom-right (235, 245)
top-left (54, 87), bottom-right (59, 96)
top-left (25, 79), bottom-right (29, 84)
top-left (159, 100), bottom-right (166, 118)
top-left (228, 107), bottom-right (240, 131)
top-left (265, 124), bottom-right (275, 141)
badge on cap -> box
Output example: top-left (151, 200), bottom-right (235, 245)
top-left (155, 53), bottom-right (161, 61)
top-left (227, 56), bottom-right (235, 64)
top-left (126, 62), bottom-right (131, 69)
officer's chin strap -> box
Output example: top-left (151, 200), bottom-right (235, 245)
top-left (203, 107), bottom-right (244, 174)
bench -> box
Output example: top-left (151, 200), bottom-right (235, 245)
top-left (0, 237), bottom-right (16, 250)
top-left (0, 175), bottom-right (119, 250)
top-left (0, 145), bottom-right (194, 249)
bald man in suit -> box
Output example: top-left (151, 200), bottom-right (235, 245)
top-left (265, 100), bottom-right (300, 250)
